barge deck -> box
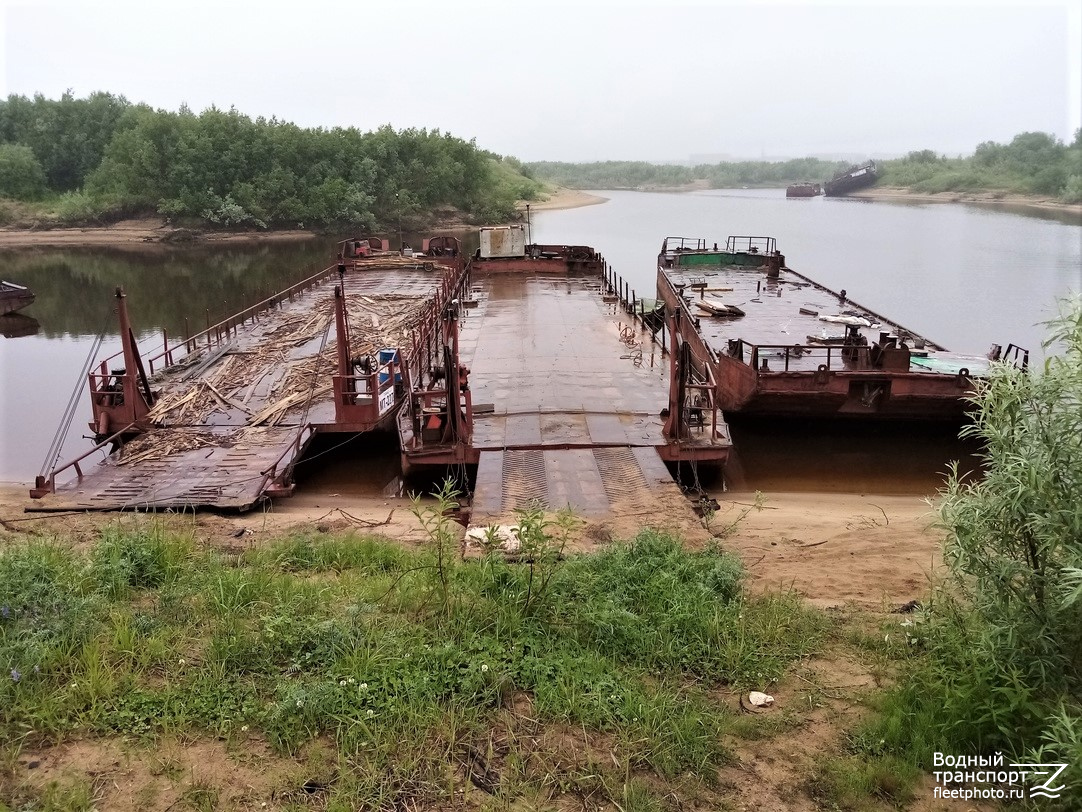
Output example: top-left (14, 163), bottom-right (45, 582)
top-left (657, 236), bottom-right (1026, 419)
top-left (31, 236), bottom-right (729, 517)
top-left (459, 273), bottom-right (729, 517)
top-left (31, 256), bottom-right (466, 511)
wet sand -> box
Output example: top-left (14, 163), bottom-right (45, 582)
top-left (850, 186), bottom-right (1082, 218)
top-left (0, 217), bottom-right (316, 248)
top-left (521, 187), bottom-right (609, 211)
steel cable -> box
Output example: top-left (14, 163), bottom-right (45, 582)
top-left (39, 320), bottom-right (108, 478)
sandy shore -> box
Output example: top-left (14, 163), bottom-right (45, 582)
top-left (0, 482), bottom-right (942, 610)
top-left (520, 186), bottom-right (609, 212)
top-left (850, 186), bottom-right (1082, 218)
top-left (0, 217), bottom-right (317, 248)
top-left (0, 190), bottom-right (610, 248)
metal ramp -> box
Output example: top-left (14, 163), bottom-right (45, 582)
top-left (471, 446), bottom-right (677, 519)
top-left (27, 425), bottom-right (313, 512)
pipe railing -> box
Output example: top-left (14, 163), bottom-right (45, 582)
top-left (95, 262), bottom-right (340, 377)
top-left (32, 422), bottom-right (138, 495)
top-left (257, 423), bottom-right (316, 494)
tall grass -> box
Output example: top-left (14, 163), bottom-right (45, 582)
top-left (0, 516), bottom-right (825, 809)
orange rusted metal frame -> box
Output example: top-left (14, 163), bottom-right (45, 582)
top-left (30, 422), bottom-right (138, 498)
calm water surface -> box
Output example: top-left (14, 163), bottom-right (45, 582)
top-left (1, 191), bottom-right (1079, 492)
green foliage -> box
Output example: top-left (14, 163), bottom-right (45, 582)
top-left (882, 130), bottom-right (1082, 199)
top-left (0, 90), bottom-right (131, 191)
top-left (531, 131), bottom-right (1082, 201)
top-left (50, 189), bottom-right (121, 224)
top-left (852, 298), bottom-right (1082, 804)
top-left (0, 143), bottom-right (47, 200)
top-left (0, 514), bottom-right (824, 809)
top-left (527, 157), bottom-right (846, 190)
top-left (0, 92), bottom-right (539, 230)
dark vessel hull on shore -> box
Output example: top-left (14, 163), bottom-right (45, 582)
top-left (823, 161), bottom-right (878, 196)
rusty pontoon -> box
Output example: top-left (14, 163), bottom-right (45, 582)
top-left (30, 241), bottom-right (470, 511)
top-left (31, 231), bottom-right (729, 517)
top-left (657, 236), bottom-right (1027, 419)
top-left (396, 238), bottom-right (731, 518)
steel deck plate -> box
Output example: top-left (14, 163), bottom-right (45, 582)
top-left (472, 446), bottom-right (677, 518)
top-left (663, 266), bottom-right (992, 376)
top-left (460, 274), bottom-right (729, 450)
top-left (30, 426), bottom-right (312, 512)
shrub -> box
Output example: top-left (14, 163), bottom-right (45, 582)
top-left (0, 143), bottom-right (47, 200)
top-left (858, 297), bottom-right (1082, 802)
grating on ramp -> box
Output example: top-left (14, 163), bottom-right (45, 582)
top-left (29, 425), bottom-right (313, 512)
top-left (472, 447), bottom-right (678, 520)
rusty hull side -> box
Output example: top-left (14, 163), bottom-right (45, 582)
top-left (656, 263), bottom-right (980, 420)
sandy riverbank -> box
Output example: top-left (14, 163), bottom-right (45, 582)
top-left (0, 217), bottom-right (317, 248)
top-left (0, 482), bottom-right (941, 610)
top-left (850, 185), bottom-right (1082, 218)
top-left (0, 189), bottom-right (609, 249)
top-left (520, 186), bottom-right (609, 212)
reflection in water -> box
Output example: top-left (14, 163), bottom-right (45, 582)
top-left (0, 241), bottom-right (338, 338)
top-left (719, 415), bottom-right (981, 495)
top-left (0, 313), bottom-right (40, 338)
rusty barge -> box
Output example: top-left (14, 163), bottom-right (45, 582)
top-left (785, 183), bottom-right (821, 198)
top-left (657, 236), bottom-right (1027, 420)
top-left (30, 228), bottom-right (730, 516)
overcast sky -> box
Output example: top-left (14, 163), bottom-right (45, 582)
top-left (3, 1), bottom-right (1080, 162)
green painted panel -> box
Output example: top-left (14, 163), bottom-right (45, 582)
top-left (675, 252), bottom-right (765, 268)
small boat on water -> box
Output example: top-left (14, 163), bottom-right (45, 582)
top-left (785, 182), bottom-right (821, 198)
top-left (1, 280), bottom-right (35, 315)
top-left (823, 161), bottom-right (878, 197)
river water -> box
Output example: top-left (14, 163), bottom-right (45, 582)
top-left (1, 190), bottom-right (1079, 494)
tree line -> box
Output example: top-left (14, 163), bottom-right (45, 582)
top-left (527, 131), bottom-right (1082, 203)
top-left (0, 91), bottom-right (543, 229)
top-left (525, 157), bottom-right (846, 190)
top-left (880, 131), bottom-right (1082, 201)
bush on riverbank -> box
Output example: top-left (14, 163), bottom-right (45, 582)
top-left (879, 131), bottom-right (1082, 200)
top-left (823, 298), bottom-right (1082, 809)
top-left (0, 91), bottom-right (543, 231)
top-left (527, 157), bottom-right (845, 190)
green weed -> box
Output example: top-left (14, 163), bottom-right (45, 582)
top-left (0, 508), bottom-right (825, 809)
